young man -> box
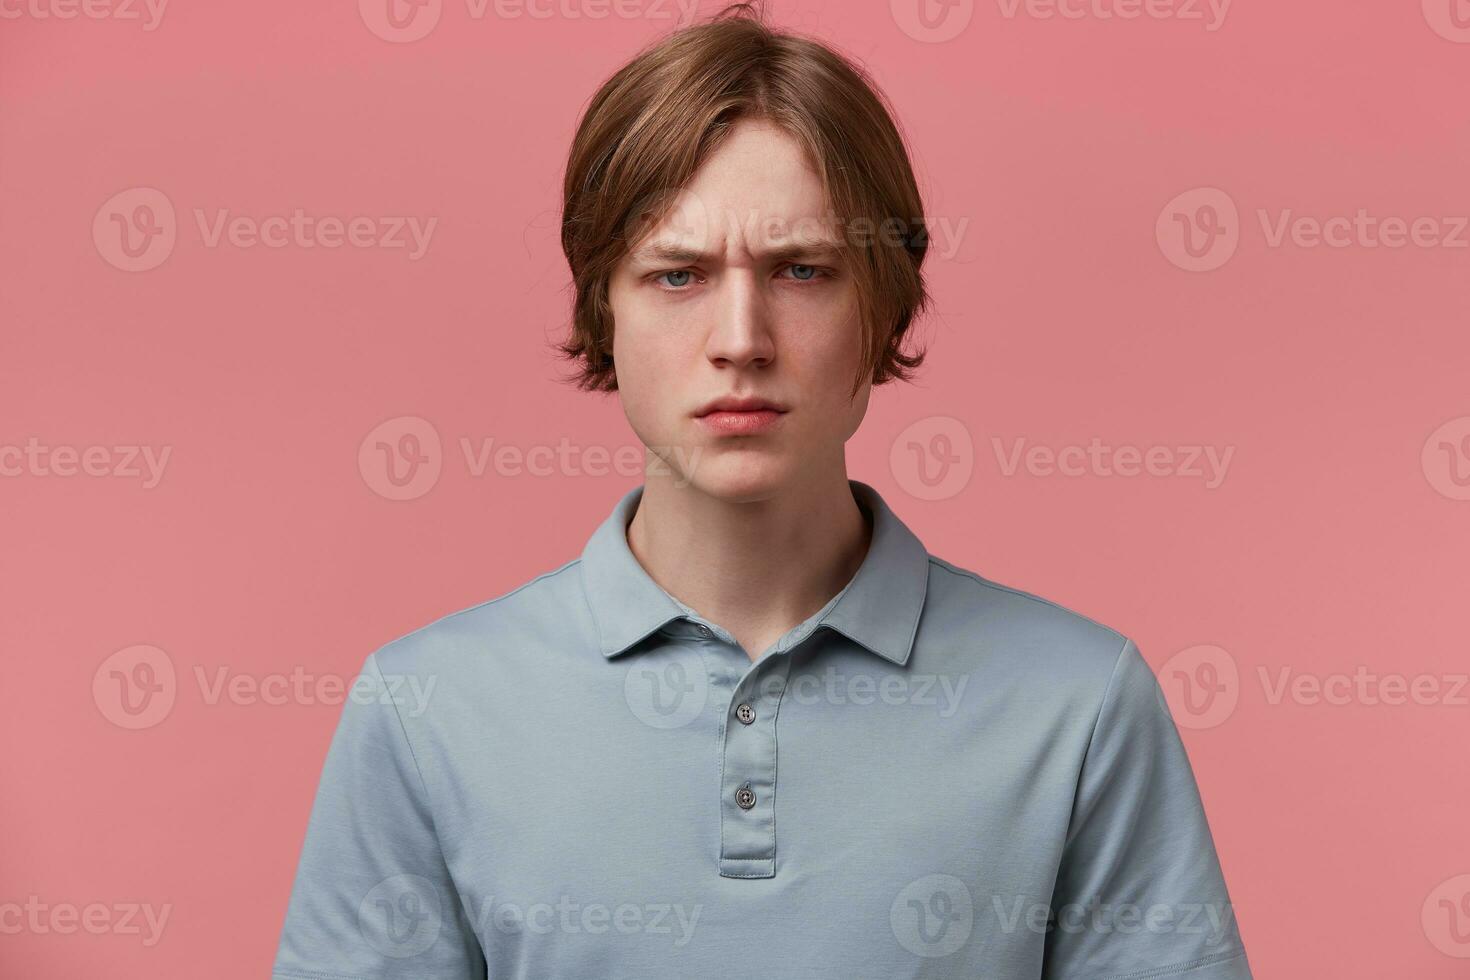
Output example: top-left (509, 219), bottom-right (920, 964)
top-left (273, 6), bottom-right (1252, 979)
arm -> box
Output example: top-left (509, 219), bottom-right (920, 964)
top-left (271, 651), bottom-right (484, 980)
top-left (1041, 638), bottom-right (1252, 980)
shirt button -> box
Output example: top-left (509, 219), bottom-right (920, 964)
top-left (735, 785), bottom-right (756, 810)
top-left (735, 702), bottom-right (756, 725)
top-left (696, 624), bottom-right (714, 638)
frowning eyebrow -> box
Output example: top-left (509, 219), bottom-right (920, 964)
top-left (628, 236), bottom-right (846, 267)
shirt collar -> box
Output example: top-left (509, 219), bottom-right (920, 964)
top-left (579, 479), bottom-right (931, 666)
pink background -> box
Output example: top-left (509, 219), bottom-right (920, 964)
top-left (3, 0), bottom-right (1468, 976)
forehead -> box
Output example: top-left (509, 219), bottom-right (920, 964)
top-left (629, 118), bottom-right (841, 261)
top-left (689, 118), bottom-right (827, 216)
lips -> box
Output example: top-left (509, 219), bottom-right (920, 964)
top-left (694, 397), bottom-right (787, 417)
top-left (693, 396), bottom-right (788, 436)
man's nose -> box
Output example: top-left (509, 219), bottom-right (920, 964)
top-left (704, 271), bottom-right (776, 369)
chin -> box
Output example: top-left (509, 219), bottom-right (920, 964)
top-left (673, 453), bottom-right (797, 503)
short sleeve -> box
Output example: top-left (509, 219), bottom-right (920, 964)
top-left (272, 651), bottom-right (484, 980)
top-left (1042, 638), bottom-right (1253, 980)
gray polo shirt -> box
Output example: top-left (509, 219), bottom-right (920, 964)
top-left (273, 480), bottom-right (1252, 980)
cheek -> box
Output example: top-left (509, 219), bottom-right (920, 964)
top-left (611, 338), bottom-right (652, 429)
top-left (609, 287), bottom-right (689, 436)
top-left (613, 318), bottom-right (681, 396)
top-left (789, 302), bottom-right (864, 387)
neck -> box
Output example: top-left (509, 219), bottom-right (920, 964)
top-left (625, 461), bottom-right (871, 661)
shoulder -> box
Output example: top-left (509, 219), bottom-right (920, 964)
top-left (369, 558), bottom-right (589, 678)
top-left (921, 554), bottom-right (1134, 692)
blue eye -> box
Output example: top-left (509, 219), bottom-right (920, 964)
top-left (789, 265), bottom-right (818, 280)
top-left (657, 270), bottom-right (695, 288)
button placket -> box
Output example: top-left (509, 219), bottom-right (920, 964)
top-left (717, 653), bottom-right (795, 879)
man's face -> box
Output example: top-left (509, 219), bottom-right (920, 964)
top-left (607, 118), bottom-right (871, 502)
